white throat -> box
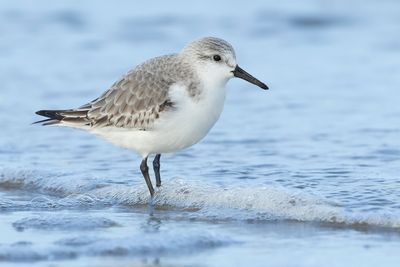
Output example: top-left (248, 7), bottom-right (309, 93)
top-left (195, 64), bottom-right (232, 97)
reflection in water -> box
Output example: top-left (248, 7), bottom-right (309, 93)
top-left (142, 214), bottom-right (162, 233)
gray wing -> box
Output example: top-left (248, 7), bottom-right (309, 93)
top-left (85, 67), bottom-right (175, 129)
top-left (35, 54), bottom-right (195, 129)
top-left (65, 55), bottom-right (183, 129)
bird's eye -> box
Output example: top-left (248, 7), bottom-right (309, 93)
top-left (213, 55), bottom-right (221, 62)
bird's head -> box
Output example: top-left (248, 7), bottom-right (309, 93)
top-left (181, 37), bottom-right (268, 90)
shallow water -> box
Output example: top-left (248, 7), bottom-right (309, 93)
top-left (1, 0), bottom-right (400, 266)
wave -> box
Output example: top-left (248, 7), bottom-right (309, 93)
top-left (12, 214), bottom-right (119, 231)
top-left (0, 230), bottom-right (231, 262)
top-left (1, 169), bottom-right (400, 229)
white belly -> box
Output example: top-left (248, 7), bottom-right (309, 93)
top-left (91, 84), bottom-right (226, 157)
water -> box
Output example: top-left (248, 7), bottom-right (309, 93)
top-left (1, 0), bottom-right (400, 266)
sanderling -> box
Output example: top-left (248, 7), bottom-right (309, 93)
top-left (35, 37), bottom-right (268, 197)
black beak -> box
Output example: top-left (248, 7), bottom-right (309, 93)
top-left (232, 65), bottom-right (268, 90)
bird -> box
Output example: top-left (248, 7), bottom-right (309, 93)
top-left (35, 37), bottom-right (268, 197)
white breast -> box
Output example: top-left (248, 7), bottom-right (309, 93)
top-left (151, 82), bottom-right (226, 152)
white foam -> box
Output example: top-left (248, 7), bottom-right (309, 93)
top-left (1, 169), bottom-right (400, 228)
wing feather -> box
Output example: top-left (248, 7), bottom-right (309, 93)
top-left (85, 54), bottom-right (188, 129)
top-left (36, 54), bottom-right (198, 129)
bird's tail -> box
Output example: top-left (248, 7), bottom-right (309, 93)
top-left (34, 109), bottom-right (90, 126)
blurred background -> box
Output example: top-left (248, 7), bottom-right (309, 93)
top-left (0, 0), bottom-right (400, 266)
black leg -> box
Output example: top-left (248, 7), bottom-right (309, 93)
top-left (153, 154), bottom-right (161, 187)
top-left (140, 157), bottom-right (154, 197)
